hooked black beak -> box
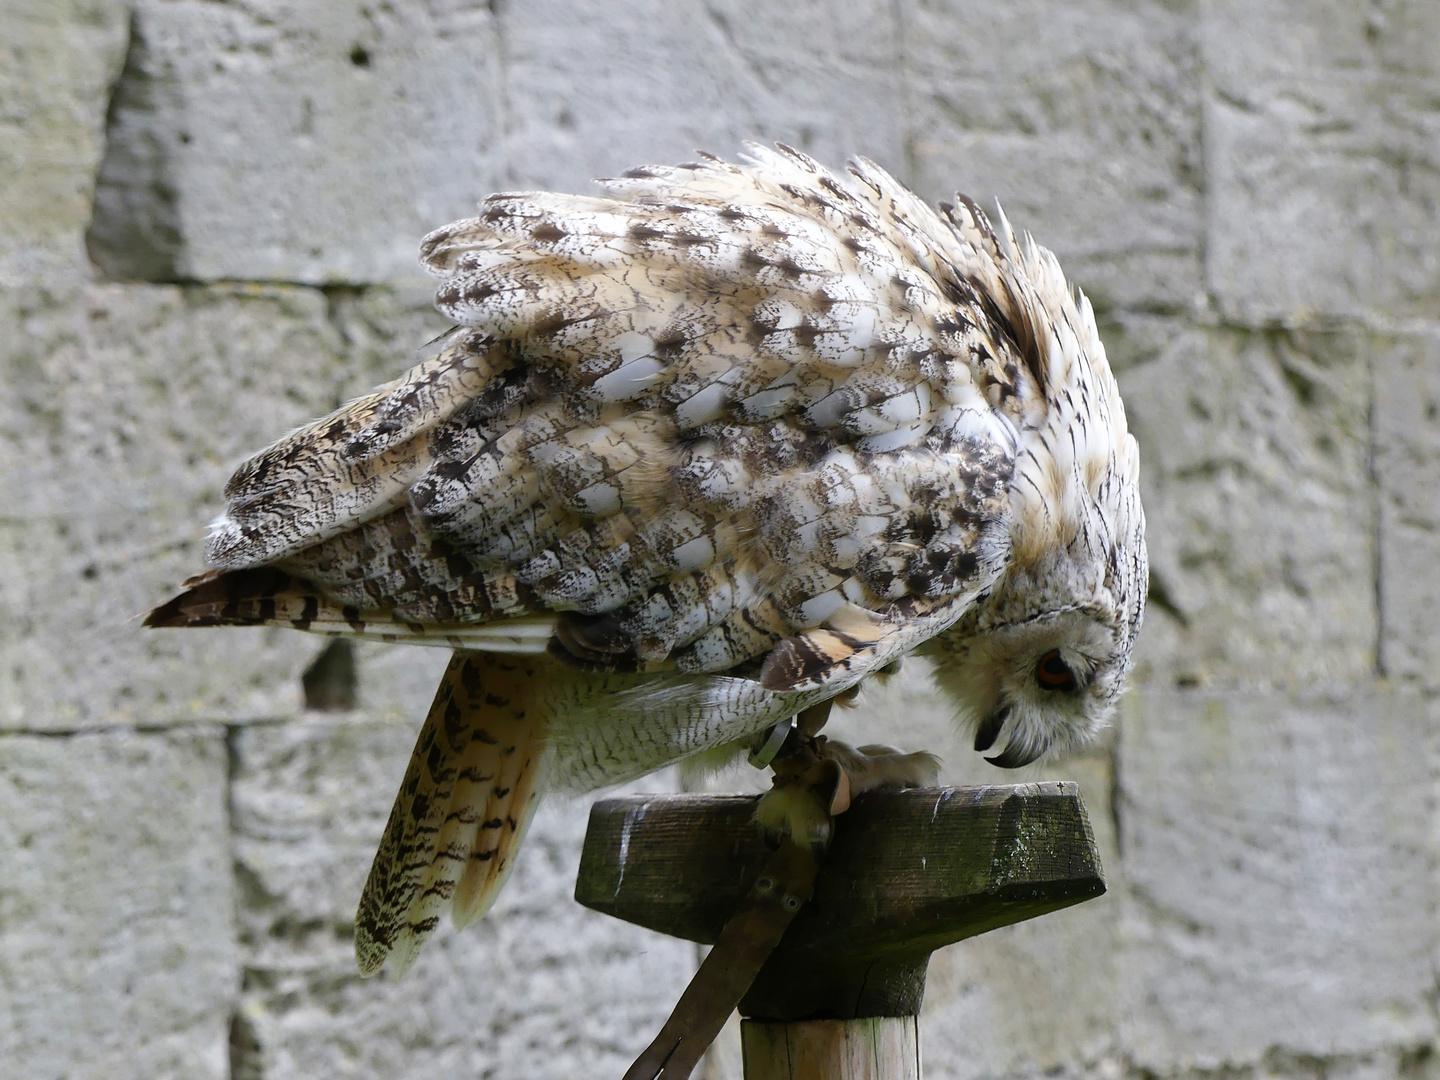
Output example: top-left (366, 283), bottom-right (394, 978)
top-left (985, 740), bottom-right (1044, 769)
top-left (973, 706), bottom-right (1008, 752)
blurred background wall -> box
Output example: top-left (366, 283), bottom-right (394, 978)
top-left (2, 1), bottom-right (1439, 1078)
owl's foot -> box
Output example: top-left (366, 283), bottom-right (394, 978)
top-left (752, 705), bottom-right (940, 855)
top-left (815, 739), bottom-right (942, 794)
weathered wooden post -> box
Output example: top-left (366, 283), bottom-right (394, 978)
top-left (576, 781), bottom-right (1105, 1079)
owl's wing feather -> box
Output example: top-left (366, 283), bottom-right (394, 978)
top-left (207, 329), bottom-right (508, 569)
top-left (151, 145), bottom-right (1038, 686)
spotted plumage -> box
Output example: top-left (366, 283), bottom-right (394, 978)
top-left (148, 144), bottom-right (1146, 976)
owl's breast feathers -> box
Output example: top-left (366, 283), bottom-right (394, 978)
top-left (149, 145), bottom-right (1069, 695)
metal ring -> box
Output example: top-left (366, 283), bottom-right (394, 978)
top-left (747, 718), bottom-right (794, 769)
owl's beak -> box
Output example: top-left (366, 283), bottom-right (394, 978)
top-left (985, 740), bottom-right (1043, 769)
top-left (975, 704), bottom-right (1041, 767)
top-left (973, 706), bottom-right (1008, 752)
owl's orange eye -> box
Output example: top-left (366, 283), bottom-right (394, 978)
top-left (1036, 649), bottom-right (1078, 692)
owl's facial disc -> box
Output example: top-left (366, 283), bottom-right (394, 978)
top-left (929, 607), bottom-right (1127, 769)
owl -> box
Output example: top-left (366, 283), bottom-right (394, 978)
top-left (147, 145), bottom-right (1146, 978)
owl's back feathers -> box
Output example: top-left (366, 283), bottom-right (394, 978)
top-left (153, 145), bottom-right (1047, 689)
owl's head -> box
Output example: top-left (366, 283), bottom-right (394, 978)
top-left (926, 218), bottom-right (1147, 769)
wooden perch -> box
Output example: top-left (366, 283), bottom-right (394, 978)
top-left (576, 782), bottom-right (1104, 1077)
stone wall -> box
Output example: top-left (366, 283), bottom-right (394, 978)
top-left (2, 2), bottom-right (1437, 1078)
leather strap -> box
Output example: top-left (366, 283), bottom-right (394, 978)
top-left (622, 714), bottom-right (844, 1080)
top-left (621, 840), bottom-right (820, 1080)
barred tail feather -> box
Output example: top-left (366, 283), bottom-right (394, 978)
top-left (144, 569), bottom-right (561, 651)
top-left (453, 722), bottom-right (545, 929)
top-left (142, 567), bottom-right (353, 630)
top-left (355, 651), bottom-right (549, 978)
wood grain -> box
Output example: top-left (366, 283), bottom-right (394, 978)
top-left (741, 1018), bottom-right (921, 1080)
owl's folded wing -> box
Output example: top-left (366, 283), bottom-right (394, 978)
top-left (149, 145), bottom-right (1042, 687)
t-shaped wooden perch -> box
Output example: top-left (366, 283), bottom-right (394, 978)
top-left (576, 781), bottom-right (1105, 1078)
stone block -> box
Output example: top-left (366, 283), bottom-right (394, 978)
top-left (0, 0), bottom-right (130, 287)
top-left (902, 0), bottom-right (1203, 314)
top-left (1204, 0), bottom-right (1440, 323)
top-left (0, 726), bottom-right (236, 1080)
top-left (321, 281), bottom-right (451, 396)
top-left (1116, 686), bottom-right (1437, 1069)
top-left (229, 715), bottom-right (696, 1080)
top-left (1110, 315), bottom-right (1375, 690)
top-left (88, 0), bottom-right (911, 286)
top-left (499, 0), bottom-right (905, 194)
top-left (0, 282), bottom-right (450, 729)
top-left (88, 0), bottom-right (505, 285)
top-left (1373, 324), bottom-right (1440, 690)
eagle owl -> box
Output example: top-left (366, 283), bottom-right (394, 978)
top-left (148, 145), bottom-right (1146, 977)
